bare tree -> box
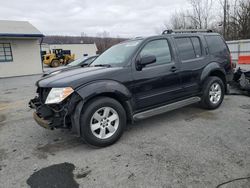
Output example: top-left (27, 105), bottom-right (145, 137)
top-left (95, 31), bottom-right (126, 53)
top-left (187, 0), bottom-right (213, 29)
top-left (220, 0), bottom-right (250, 40)
top-left (231, 0), bottom-right (250, 39)
top-left (164, 0), bottom-right (214, 31)
top-left (96, 31), bottom-right (112, 53)
top-left (168, 11), bottom-right (191, 29)
top-left (164, 0), bottom-right (250, 40)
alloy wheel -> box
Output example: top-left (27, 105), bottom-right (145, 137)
top-left (90, 107), bottom-right (119, 139)
top-left (209, 82), bottom-right (222, 104)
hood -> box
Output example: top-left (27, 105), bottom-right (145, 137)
top-left (43, 65), bottom-right (80, 76)
top-left (37, 66), bottom-right (123, 89)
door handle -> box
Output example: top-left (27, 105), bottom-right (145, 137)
top-left (170, 66), bottom-right (177, 72)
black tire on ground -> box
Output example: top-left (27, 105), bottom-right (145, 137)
top-left (200, 76), bottom-right (225, 110)
top-left (50, 60), bottom-right (60, 67)
top-left (80, 97), bottom-right (126, 147)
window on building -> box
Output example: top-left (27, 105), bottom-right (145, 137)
top-left (139, 39), bottom-right (172, 66)
top-left (0, 43), bottom-right (13, 62)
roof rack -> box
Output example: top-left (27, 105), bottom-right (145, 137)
top-left (162, 29), bottom-right (213, 35)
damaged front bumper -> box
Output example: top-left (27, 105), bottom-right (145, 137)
top-left (33, 112), bottom-right (51, 129)
top-left (29, 97), bottom-right (62, 129)
top-left (29, 93), bottom-right (81, 130)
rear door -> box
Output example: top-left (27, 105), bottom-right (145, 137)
top-left (131, 38), bottom-right (182, 110)
top-left (174, 36), bottom-right (207, 96)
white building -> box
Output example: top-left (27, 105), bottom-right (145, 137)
top-left (0, 20), bottom-right (44, 78)
top-left (42, 43), bottom-right (97, 59)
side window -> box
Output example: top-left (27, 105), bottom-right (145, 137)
top-left (139, 39), bottom-right (172, 66)
top-left (175, 37), bottom-right (196, 61)
top-left (205, 35), bottom-right (228, 55)
top-left (191, 37), bottom-right (202, 58)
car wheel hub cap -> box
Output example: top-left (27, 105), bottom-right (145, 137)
top-left (90, 107), bottom-right (119, 139)
top-left (209, 83), bottom-right (222, 104)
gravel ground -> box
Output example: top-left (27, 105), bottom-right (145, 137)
top-left (0, 73), bottom-right (250, 188)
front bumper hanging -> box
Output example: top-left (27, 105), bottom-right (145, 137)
top-left (29, 97), bottom-right (54, 129)
top-left (29, 97), bottom-right (67, 129)
top-left (33, 112), bottom-right (52, 129)
top-left (29, 92), bottom-right (81, 130)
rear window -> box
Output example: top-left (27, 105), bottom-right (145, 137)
top-left (205, 35), bottom-right (228, 55)
top-left (175, 37), bottom-right (196, 61)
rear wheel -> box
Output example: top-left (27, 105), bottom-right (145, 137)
top-left (50, 59), bottom-right (60, 67)
top-left (80, 97), bottom-right (126, 147)
top-left (200, 76), bottom-right (225, 109)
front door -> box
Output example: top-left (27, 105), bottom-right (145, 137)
top-left (131, 38), bottom-right (182, 111)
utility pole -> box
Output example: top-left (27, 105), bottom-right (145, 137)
top-left (223, 0), bottom-right (227, 38)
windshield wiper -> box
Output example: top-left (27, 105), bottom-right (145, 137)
top-left (93, 64), bottom-right (111, 67)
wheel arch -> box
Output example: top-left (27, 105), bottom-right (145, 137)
top-left (84, 92), bottom-right (134, 123)
top-left (200, 62), bottom-right (227, 91)
top-left (208, 70), bottom-right (227, 91)
top-left (72, 80), bottom-right (134, 136)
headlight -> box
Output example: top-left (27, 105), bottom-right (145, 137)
top-left (45, 87), bottom-right (74, 104)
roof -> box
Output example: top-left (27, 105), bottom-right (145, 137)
top-left (0, 20), bottom-right (44, 38)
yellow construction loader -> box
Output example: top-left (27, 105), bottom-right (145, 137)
top-left (43, 49), bottom-right (75, 67)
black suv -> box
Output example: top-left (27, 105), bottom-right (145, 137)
top-left (29, 30), bottom-right (233, 147)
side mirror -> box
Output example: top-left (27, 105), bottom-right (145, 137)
top-left (136, 55), bottom-right (156, 71)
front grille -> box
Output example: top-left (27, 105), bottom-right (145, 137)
top-left (37, 87), bottom-right (51, 103)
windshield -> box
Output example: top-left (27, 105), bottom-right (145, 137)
top-left (67, 57), bottom-right (86, 66)
top-left (91, 40), bottom-right (142, 67)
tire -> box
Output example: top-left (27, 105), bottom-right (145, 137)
top-left (80, 97), bottom-right (126, 147)
top-left (200, 76), bottom-right (225, 110)
top-left (50, 60), bottom-right (60, 67)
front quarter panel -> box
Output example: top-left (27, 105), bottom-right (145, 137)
top-left (76, 80), bottom-right (132, 102)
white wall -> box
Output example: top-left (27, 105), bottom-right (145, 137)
top-left (0, 38), bottom-right (42, 77)
top-left (227, 39), bottom-right (250, 63)
top-left (46, 44), bottom-right (97, 59)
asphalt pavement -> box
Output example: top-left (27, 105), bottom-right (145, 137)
top-left (0, 73), bottom-right (249, 188)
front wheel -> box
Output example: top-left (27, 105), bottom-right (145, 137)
top-left (200, 76), bottom-right (225, 109)
top-left (50, 60), bottom-right (60, 67)
top-left (80, 97), bottom-right (126, 147)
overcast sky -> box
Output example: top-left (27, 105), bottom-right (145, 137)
top-left (0, 0), bottom-right (190, 37)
